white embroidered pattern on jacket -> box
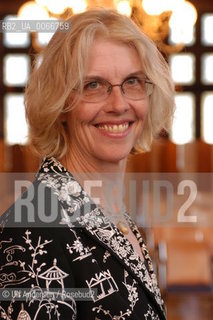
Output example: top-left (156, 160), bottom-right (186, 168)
top-left (17, 304), bottom-right (31, 320)
top-left (0, 210), bottom-right (10, 235)
top-left (103, 250), bottom-right (111, 263)
top-left (36, 157), bottom-right (165, 314)
top-left (61, 208), bottom-right (97, 263)
top-left (0, 157), bottom-right (166, 319)
top-left (76, 209), bottom-right (155, 295)
top-left (125, 213), bottom-right (164, 309)
top-left (37, 158), bottom-right (90, 214)
top-left (66, 230), bottom-right (96, 262)
top-left (86, 269), bottom-right (119, 302)
top-left (144, 304), bottom-right (160, 320)
top-left (92, 270), bottom-right (139, 319)
top-left (0, 229), bottom-right (77, 319)
top-left (122, 270), bottom-right (139, 309)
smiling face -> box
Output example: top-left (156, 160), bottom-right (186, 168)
top-left (65, 38), bottom-right (149, 170)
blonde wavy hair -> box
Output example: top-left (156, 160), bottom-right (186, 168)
top-left (25, 8), bottom-right (175, 159)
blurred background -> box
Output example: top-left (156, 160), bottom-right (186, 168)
top-left (0, 0), bottom-right (213, 319)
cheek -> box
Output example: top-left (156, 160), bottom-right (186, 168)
top-left (71, 103), bottom-right (101, 124)
top-left (134, 100), bottom-right (149, 120)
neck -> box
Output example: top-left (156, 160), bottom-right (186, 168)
top-left (62, 148), bottom-right (127, 174)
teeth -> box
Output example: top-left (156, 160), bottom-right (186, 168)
top-left (98, 123), bottom-right (129, 133)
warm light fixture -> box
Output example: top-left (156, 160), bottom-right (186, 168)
top-left (169, 1), bottom-right (197, 29)
top-left (67, 0), bottom-right (87, 14)
top-left (142, 0), bottom-right (184, 15)
top-left (116, 0), bottom-right (131, 16)
top-left (18, 1), bottom-right (49, 19)
top-left (18, 0), bottom-right (88, 18)
top-left (17, 0), bottom-right (198, 56)
top-left (17, 0), bottom-right (198, 36)
top-left (41, 0), bottom-right (68, 15)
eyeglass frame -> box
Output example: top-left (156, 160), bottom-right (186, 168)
top-left (75, 75), bottom-right (154, 103)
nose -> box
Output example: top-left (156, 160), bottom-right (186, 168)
top-left (106, 86), bottom-right (130, 114)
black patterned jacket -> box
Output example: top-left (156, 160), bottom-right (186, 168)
top-left (0, 157), bottom-right (166, 320)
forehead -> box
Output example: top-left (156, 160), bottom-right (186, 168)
top-left (85, 38), bottom-right (142, 80)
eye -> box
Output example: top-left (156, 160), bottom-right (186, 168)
top-left (125, 77), bottom-right (141, 86)
top-left (84, 81), bottom-right (101, 90)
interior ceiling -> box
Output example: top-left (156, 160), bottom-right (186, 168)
top-left (0, 0), bottom-right (213, 16)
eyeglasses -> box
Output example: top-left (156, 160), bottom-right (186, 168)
top-left (78, 76), bottom-right (154, 103)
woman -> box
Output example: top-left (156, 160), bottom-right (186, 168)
top-left (0, 8), bottom-right (174, 320)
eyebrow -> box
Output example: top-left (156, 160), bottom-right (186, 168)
top-left (84, 75), bottom-right (106, 82)
top-left (84, 71), bottom-right (146, 82)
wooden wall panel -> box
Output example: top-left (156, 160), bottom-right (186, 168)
top-left (0, 139), bottom-right (4, 171)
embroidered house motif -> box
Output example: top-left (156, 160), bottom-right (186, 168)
top-left (38, 259), bottom-right (68, 291)
top-left (86, 269), bottom-right (118, 302)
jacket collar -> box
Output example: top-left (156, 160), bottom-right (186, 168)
top-left (37, 157), bottom-right (165, 317)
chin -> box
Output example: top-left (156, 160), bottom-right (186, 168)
top-left (97, 150), bottom-right (130, 164)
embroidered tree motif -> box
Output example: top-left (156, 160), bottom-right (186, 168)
top-left (0, 302), bottom-right (14, 320)
top-left (22, 230), bottom-right (52, 286)
top-left (122, 270), bottom-right (139, 309)
top-left (66, 228), bottom-right (96, 262)
top-left (0, 230), bottom-right (77, 319)
top-left (22, 231), bottom-right (76, 319)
